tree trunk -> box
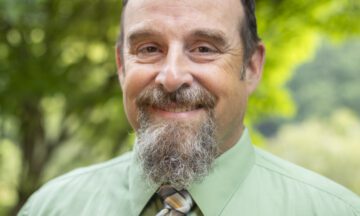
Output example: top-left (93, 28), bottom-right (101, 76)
top-left (10, 100), bottom-right (46, 216)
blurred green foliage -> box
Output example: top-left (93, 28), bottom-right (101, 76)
top-left (289, 40), bottom-right (360, 120)
top-left (248, 0), bottom-right (360, 124)
top-left (257, 40), bottom-right (360, 136)
top-left (266, 109), bottom-right (360, 195)
top-left (0, 0), bottom-right (359, 215)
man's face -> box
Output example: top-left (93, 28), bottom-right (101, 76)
top-left (118, 0), bottom-right (264, 151)
top-left (116, 0), bottom-right (264, 187)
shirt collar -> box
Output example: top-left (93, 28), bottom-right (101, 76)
top-left (128, 128), bottom-right (255, 216)
top-left (129, 151), bottom-right (159, 216)
top-left (189, 128), bottom-right (255, 215)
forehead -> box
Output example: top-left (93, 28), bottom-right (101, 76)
top-left (123, 0), bottom-right (243, 39)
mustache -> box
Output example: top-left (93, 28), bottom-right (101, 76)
top-left (136, 85), bottom-right (216, 110)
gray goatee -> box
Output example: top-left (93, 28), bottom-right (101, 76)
top-left (135, 85), bottom-right (218, 189)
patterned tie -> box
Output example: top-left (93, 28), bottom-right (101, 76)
top-left (156, 185), bottom-right (193, 216)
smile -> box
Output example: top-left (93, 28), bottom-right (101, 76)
top-left (157, 106), bottom-right (201, 113)
top-left (155, 104), bottom-right (203, 113)
top-left (149, 104), bottom-right (205, 119)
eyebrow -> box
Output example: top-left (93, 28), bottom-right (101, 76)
top-left (187, 29), bottom-right (229, 48)
top-left (127, 29), bottom-right (163, 47)
top-left (126, 28), bottom-right (230, 48)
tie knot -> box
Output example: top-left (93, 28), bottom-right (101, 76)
top-left (156, 185), bottom-right (193, 215)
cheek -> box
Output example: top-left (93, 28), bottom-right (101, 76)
top-left (122, 65), bottom-right (159, 129)
top-left (190, 58), bottom-right (246, 131)
top-left (190, 57), bottom-right (243, 98)
top-left (122, 88), bottom-right (139, 130)
top-left (123, 64), bottom-right (158, 99)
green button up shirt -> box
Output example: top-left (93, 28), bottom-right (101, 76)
top-left (19, 129), bottom-right (360, 215)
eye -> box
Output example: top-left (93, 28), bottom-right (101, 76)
top-left (192, 46), bottom-right (217, 53)
top-left (190, 43), bottom-right (219, 55)
top-left (139, 46), bottom-right (160, 54)
top-left (188, 43), bottom-right (220, 62)
top-left (137, 43), bottom-right (162, 56)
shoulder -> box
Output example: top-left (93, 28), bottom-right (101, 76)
top-left (19, 152), bottom-right (134, 216)
top-left (254, 148), bottom-right (360, 214)
top-left (42, 151), bottom-right (133, 190)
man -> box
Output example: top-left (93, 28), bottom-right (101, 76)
top-left (19, 0), bottom-right (360, 215)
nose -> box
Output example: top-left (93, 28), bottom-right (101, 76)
top-left (155, 44), bottom-right (193, 92)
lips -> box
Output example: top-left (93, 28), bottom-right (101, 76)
top-left (154, 104), bottom-right (203, 113)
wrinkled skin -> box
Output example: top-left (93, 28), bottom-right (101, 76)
top-left (116, 0), bottom-right (265, 154)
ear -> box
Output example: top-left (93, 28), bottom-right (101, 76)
top-left (115, 45), bottom-right (125, 88)
top-left (244, 42), bottom-right (266, 94)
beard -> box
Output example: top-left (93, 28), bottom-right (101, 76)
top-left (135, 85), bottom-right (218, 189)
